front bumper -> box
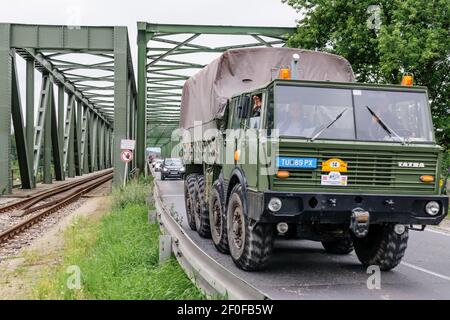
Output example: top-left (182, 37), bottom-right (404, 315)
top-left (247, 191), bottom-right (449, 225)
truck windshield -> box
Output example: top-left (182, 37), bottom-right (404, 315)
top-left (164, 158), bottom-right (183, 166)
top-left (273, 85), bottom-right (434, 142)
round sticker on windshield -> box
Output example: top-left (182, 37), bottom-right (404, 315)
top-left (322, 158), bottom-right (348, 172)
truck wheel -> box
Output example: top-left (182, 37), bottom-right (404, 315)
top-left (352, 224), bottom-right (409, 271)
top-left (209, 181), bottom-right (229, 254)
top-left (321, 235), bottom-right (354, 254)
top-left (194, 175), bottom-right (211, 238)
top-left (184, 174), bottom-right (197, 231)
top-left (227, 184), bottom-right (273, 271)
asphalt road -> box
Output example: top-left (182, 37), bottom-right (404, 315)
top-left (155, 173), bottom-right (450, 300)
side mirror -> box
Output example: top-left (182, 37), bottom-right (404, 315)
top-left (237, 96), bottom-right (251, 119)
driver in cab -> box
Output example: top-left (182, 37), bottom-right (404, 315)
top-left (250, 94), bottom-right (263, 128)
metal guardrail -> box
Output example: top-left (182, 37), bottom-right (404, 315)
top-left (153, 182), bottom-right (269, 300)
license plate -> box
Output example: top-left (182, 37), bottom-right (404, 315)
top-left (277, 157), bottom-right (317, 169)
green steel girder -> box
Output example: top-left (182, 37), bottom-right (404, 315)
top-left (75, 99), bottom-right (83, 176)
top-left (66, 95), bottom-right (76, 178)
top-left (90, 114), bottom-right (98, 172)
top-left (82, 107), bottom-right (90, 174)
top-left (57, 84), bottom-right (65, 181)
top-left (1, 24), bottom-right (13, 194)
top-left (11, 54), bottom-right (33, 189)
top-left (49, 87), bottom-right (63, 182)
top-left (8, 24), bottom-right (116, 51)
top-left (99, 121), bottom-right (105, 170)
top-left (137, 22), bottom-right (296, 163)
top-left (80, 105), bottom-right (88, 174)
top-left (63, 95), bottom-right (75, 173)
top-left (114, 26), bottom-right (136, 182)
top-left (33, 74), bottom-right (51, 177)
top-left (86, 108), bottom-right (93, 173)
top-left (26, 55), bottom-right (35, 186)
top-left (43, 80), bottom-right (52, 184)
top-left (139, 23), bottom-right (295, 37)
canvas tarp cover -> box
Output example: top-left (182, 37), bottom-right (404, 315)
top-left (179, 47), bottom-right (355, 130)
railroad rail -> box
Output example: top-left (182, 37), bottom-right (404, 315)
top-left (153, 181), bottom-right (268, 300)
top-left (0, 169), bottom-right (113, 214)
top-left (0, 170), bottom-right (113, 244)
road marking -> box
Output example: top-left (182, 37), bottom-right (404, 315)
top-left (401, 262), bottom-right (450, 282)
top-left (425, 228), bottom-right (450, 237)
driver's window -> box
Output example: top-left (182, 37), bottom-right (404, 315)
top-left (248, 93), bottom-right (263, 129)
top-left (230, 97), bottom-right (241, 129)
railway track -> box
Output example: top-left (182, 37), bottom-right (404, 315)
top-left (0, 169), bottom-right (113, 214)
top-left (0, 170), bottom-right (113, 245)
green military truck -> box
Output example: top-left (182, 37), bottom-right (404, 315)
top-left (179, 47), bottom-right (449, 271)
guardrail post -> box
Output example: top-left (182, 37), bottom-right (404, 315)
top-left (148, 209), bottom-right (156, 223)
top-left (159, 235), bottom-right (172, 264)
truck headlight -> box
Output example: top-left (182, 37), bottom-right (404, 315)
top-left (162, 167), bottom-right (168, 172)
top-left (268, 197), bottom-right (282, 212)
top-left (425, 201), bottom-right (440, 216)
top-left (180, 167), bottom-right (185, 172)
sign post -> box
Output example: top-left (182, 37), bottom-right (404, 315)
top-left (120, 138), bottom-right (135, 187)
top-left (120, 149), bottom-right (133, 187)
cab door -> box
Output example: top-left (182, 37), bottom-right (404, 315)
top-left (241, 92), bottom-right (263, 188)
top-left (222, 96), bottom-right (242, 181)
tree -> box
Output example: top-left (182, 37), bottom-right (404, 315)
top-left (283, 0), bottom-right (450, 169)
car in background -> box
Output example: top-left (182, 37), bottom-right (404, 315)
top-left (160, 158), bottom-right (185, 180)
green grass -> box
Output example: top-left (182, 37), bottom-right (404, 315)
top-left (34, 177), bottom-right (204, 300)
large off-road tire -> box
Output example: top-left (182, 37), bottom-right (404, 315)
top-left (352, 224), bottom-right (409, 271)
top-left (184, 174), bottom-right (197, 231)
top-left (209, 181), bottom-right (229, 254)
top-left (321, 235), bottom-right (354, 254)
top-left (227, 184), bottom-right (273, 271)
top-left (194, 175), bottom-right (211, 238)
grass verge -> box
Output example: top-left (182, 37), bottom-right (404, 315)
top-left (34, 177), bottom-right (204, 300)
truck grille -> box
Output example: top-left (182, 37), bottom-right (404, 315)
top-left (272, 143), bottom-right (438, 194)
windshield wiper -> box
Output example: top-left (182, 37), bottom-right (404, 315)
top-left (365, 106), bottom-right (405, 144)
top-left (309, 108), bottom-right (348, 142)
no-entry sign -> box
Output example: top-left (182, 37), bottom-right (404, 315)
top-left (120, 149), bottom-right (133, 163)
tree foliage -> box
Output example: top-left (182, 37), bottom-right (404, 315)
top-left (283, 0), bottom-right (450, 166)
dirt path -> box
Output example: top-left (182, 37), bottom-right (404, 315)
top-left (0, 196), bottom-right (111, 299)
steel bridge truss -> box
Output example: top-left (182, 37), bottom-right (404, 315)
top-left (137, 22), bottom-right (296, 161)
top-left (0, 24), bottom-right (137, 193)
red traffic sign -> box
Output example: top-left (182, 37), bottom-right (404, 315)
top-left (120, 149), bottom-right (133, 163)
